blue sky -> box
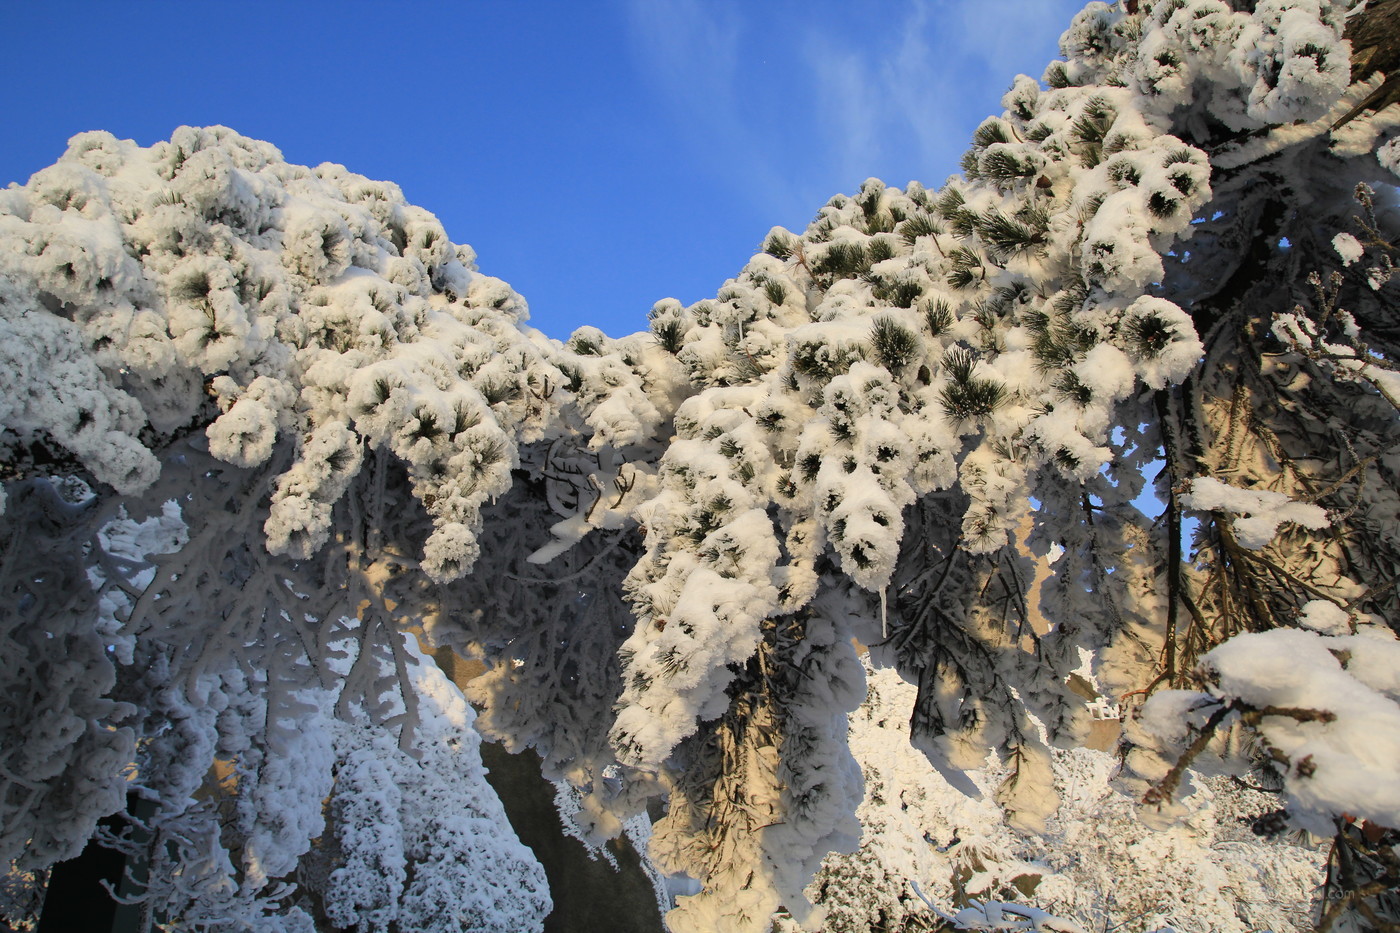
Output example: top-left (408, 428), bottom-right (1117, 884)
top-left (3, 1), bottom-right (1085, 340)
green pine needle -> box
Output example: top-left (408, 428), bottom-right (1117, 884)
top-left (925, 300), bottom-right (954, 337)
top-left (978, 210), bottom-right (1047, 257)
top-left (871, 317), bottom-right (922, 375)
top-left (763, 231), bottom-right (794, 259)
top-left (816, 242), bottom-right (871, 281)
top-left (940, 377), bottom-right (1007, 421)
top-left (973, 118), bottom-right (1013, 148)
top-left (868, 238), bottom-right (896, 263)
top-left (898, 214), bottom-right (942, 245)
top-left (410, 409), bottom-right (442, 443)
top-left (652, 316), bottom-right (685, 353)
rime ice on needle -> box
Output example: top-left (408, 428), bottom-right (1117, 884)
top-left (2, 1), bottom-right (1399, 931)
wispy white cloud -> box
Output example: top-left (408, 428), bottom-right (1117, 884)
top-left (957, 2), bottom-right (1075, 80)
top-left (623, 0), bottom-right (1083, 229)
top-left (880, 1), bottom-right (947, 174)
top-left (624, 0), bottom-right (741, 119)
top-left (801, 1), bottom-right (971, 192)
top-left (802, 1), bottom-right (1080, 192)
top-left (621, 0), bottom-right (808, 217)
top-left (804, 30), bottom-right (887, 188)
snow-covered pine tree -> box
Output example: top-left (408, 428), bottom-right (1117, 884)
top-left (604, 3), bottom-right (1399, 927)
top-left (0, 128), bottom-right (621, 928)
top-left (1, 2), bottom-right (1398, 931)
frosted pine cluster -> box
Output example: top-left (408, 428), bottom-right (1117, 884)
top-left (3, 2), bottom-right (1398, 931)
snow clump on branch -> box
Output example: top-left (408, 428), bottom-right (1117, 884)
top-left (0, 125), bottom-right (619, 582)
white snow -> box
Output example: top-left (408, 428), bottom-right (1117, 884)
top-left (1331, 231), bottom-right (1363, 266)
top-left (1, 0), bottom-right (1394, 928)
top-left (1182, 476), bottom-right (1329, 548)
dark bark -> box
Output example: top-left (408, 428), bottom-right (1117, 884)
top-left (1336, 0), bottom-right (1400, 127)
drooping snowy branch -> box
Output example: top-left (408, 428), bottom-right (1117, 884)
top-left (2, 1), bottom-right (1399, 931)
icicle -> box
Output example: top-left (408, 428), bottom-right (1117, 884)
top-left (880, 587), bottom-right (888, 639)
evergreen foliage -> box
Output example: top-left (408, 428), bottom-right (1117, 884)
top-left (2, 2), bottom-right (1399, 931)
